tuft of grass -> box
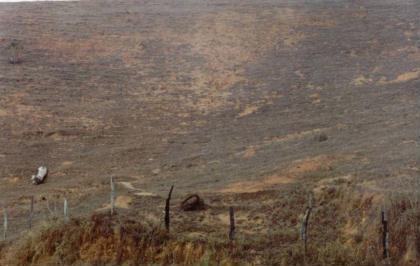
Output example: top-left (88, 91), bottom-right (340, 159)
top-left (386, 192), bottom-right (420, 265)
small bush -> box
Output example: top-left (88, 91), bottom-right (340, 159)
top-left (7, 40), bottom-right (23, 64)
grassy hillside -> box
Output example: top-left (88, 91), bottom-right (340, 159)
top-left (0, 0), bottom-right (419, 264)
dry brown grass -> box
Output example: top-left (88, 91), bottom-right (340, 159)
top-left (1, 213), bottom-right (242, 266)
top-left (3, 178), bottom-right (420, 265)
top-left (311, 175), bottom-right (420, 266)
top-left (385, 192), bottom-right (420, 265)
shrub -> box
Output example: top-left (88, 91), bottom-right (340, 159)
top-left (7, 40), bottom-right (23, 64)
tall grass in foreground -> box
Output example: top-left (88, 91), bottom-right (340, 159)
top-left (385, 177), bottom-right (420, 266)
top-left (2, 177), bottom-right (420, 265)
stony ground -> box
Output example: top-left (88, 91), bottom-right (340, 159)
top-left (0, 0), bottom-right (419, 257)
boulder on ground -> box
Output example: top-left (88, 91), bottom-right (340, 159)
top-left (318, 133), bottom-right (328, 142)
top-left (180, 194), bottom-right (206, 211)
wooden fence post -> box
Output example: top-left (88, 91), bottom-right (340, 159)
top-left (165, 185), bottom-right (174, 232)
top-left (53, 198), bottom-right (57, 214)
top-left (110, 177), bottom-right (115, 215)
top-left (382, 209), bottom-right (389, 259)
top-left (64, 198), bottom-right (69, 222)
top-left (46, 197), bottom-right (54, 216)
top-left (229, 207), bottom-right (235, 241)
top-left (29, 196), bottom-right (34, 229)
top-left (3, 208), bottom-right (8, 240)
top-left (301, 194), bottom-right (313, 257)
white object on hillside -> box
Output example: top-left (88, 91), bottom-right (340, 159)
top-left (31, 166), bottom-right (48, 185)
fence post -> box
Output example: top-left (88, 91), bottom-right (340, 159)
top-left (301, 194), bottom-right (313, 258)
top-left (64, 198), bottom-right (69, 222)
top-left (3, 208), bottom-right (8, 240)
top-left (29, 196), bottom-right (34, 229)
top-left (53, 198), bottom-right (57, 214)
top-left (110, 177), bottom-right (115, 215)
top-left (229, 207), bottom-right (235, 241)
top-left (382, 209), bottom-right (389, 259)
top-left (46, 197), bottom-right (54, 216)
top-left (165, 185), bottom-right (174, 232)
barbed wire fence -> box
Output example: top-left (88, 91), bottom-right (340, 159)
top-left (0, 187), bottom-right (396, 264)
top-left (2, 197), bottom-right (60, 242)
top-left (0, 192), bottom-right (109, 243)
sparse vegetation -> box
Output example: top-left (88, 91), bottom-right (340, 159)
top-left (385, 191), bottom-right (420, 265)
top-left (0, 213), bottom-right (381, 265)
top-left (6, 40), bottom-right (23, 64)
top-left (1, 213), bottom-right (239, 266)
top-left (0, 0), bottom-right (418, 265)
top-left (1, 182), bottom-right (409, 265)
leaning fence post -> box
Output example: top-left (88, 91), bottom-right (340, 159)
top-left (301, 194), bottom-right (313, 258)
top-left (229, 207), bottom-right (235, 241)
top-left (381, 208), bottom-right (389, 259)
top-left (29, 196), bottom-right (34, 229)
top-left (164, 185), bottom-right (174, 232)
top-left (110, 177), bottom-right (115, 215)
top-left (64, 198), bottom-right (69, 222)
top-left (3, 208), bottom-right (8, 240)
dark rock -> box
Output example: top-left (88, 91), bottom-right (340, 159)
top-left (318, 133), bottom-right (328, 142)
